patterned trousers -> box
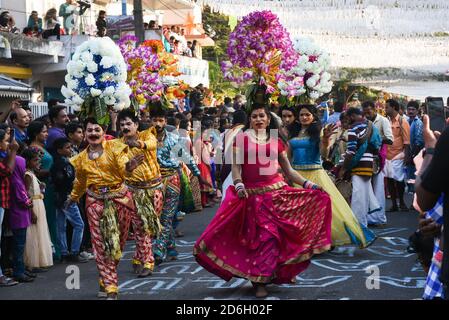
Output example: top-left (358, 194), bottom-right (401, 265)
top-left (152, 173), bottom-right (181, 261)
top-left (85, 191), bottom-right (134, 294)
top-left (130, 186), bottom-right (164, 270)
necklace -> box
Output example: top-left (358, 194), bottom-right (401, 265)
top-left (88, 145), bottom-right (103, 160)
top-left (249, 130), bottom-right (267, 143)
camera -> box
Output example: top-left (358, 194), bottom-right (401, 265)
top-left (77, 0), bottom-right (91, 8)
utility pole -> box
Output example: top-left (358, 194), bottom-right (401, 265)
top-left (133, 0), bottom-right (145, 44)
top-left (122, 0), bottom-right (127, 16)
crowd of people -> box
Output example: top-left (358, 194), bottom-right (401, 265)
top-left (162, 25), bottom-right (198, 58)
top-left (0, 90), bottom-right (447, 300)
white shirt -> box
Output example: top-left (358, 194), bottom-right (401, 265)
top-left (373, 113), bottom-right (394, 142)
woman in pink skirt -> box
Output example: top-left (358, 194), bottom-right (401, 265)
top-left (194, 104), bottom-right (333, 298)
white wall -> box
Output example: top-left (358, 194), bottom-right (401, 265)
top-left (1, 0), bottom-right (27, 29)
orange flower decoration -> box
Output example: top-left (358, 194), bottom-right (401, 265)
top-left (142, 40), bottom-right (165, 54)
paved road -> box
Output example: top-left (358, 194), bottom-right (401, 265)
top-left (0, 198), bottom-right (425, 300)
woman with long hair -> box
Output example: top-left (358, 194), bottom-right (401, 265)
top-left (194, 104), bottom-right (332, 298)
top-left (287, 105), bottom-right (375, 247)
top-left (27, 121), bottom-right (59, 260)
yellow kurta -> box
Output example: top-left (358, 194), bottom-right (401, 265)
top-left (70, 140), bottom-right (129, 202)
top-left (116, 128), bottom-right (161, 185)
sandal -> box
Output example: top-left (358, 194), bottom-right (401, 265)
top-left (0, 276), bottom-right (19, 287)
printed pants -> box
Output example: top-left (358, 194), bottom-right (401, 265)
top-left (85, 192), bottom-right (134, 294)
top-left (130, 186), bottom-right (164, 270)
top-left (152, 174), bottom-right (181, 261)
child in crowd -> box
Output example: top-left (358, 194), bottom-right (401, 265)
top-left (23, 147), bottom-right (53, 272)
top-left (52, 138), bottom-right (88, 263)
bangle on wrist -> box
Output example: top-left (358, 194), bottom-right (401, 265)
top-left (233, 179), bottom-right (242, 185)
top-left (235, 182), bottom-right (245, 191)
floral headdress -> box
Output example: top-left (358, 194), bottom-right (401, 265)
top-left (220, 11), bottom-right (298, 109)
top-left (278, 38), bottom-right (333, 105)
top-left (61, 37), bottom-right (131, 125)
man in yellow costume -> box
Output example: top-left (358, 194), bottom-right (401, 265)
top-left (115, 109), bottom-right (164, 278)
top-left (68, 117), bottom-right (144, 300)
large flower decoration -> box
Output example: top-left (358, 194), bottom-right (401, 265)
top-left (61, 37), bottom-right (131, 124)
top-left (222, 10), bottom-right (298, 96)
top-left (278, 37), bottom-right (333, 103)
top-left (118, 35), bottom-right (164, 107)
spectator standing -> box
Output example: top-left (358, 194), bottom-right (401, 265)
top-left (339, 107), bottom-right (382, 230)
top-left (59, 0), bottom-right (75, 35)
top-left (407, 100), bottom-right (425, 193)
top-left (384, 99), bottom-right (411, 212)
top-left (0, 125), bottom-right (19, 286)
top-left (10, 108), bottom-right (30, 145)
top-left (46, 105), bottom-right (69, 152)
top-left (363, 101), bottom-right (394, 226)
top-left (8, 154), bottom-right (33, 283)
top-left (22, 147), bottom-right (53, 272)
top-left (28, 121), bottom-right (59, 261)
top-left (51, 138), bottom-right (87, 263)
top-left (65, 122), bottom-right (84, 156)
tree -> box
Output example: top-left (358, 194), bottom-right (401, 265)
top-left (202, 6), bottom-right (239, 96)
top-left (202, 6), bottom-right (231, 63)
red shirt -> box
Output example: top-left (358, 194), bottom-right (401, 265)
top-left (0, 160), bottom-right (12, 209)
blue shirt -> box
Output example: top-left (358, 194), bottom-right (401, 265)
top-left (157, 129), bottom-right (200, 176)
top-left (14, 127), bottom-right (27, 144)
top-left (289, 136), bottom-right (322, 170)
top-left (408, 117), bottom-right (424, 149)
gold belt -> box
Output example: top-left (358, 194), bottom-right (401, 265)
top-left (246, 181), bottom-right (287, 195)
top-left (32, 195), bottom-right (44, 200)
top-left (125, 177), bottom-right (163, 190)
top-left (87, 185), bottom-right (128, 200)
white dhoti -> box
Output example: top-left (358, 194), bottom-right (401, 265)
top-left (383, 159), bottom-right (406, 182)
top-left (351, 175), bottom-right (381, 227)
top-left (221, 173), bottom-right (233, 203)
top-left (368, 171), bottom-right (387, 225)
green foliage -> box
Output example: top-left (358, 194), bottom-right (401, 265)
top-left (202, 6), bottom-right (231, 63)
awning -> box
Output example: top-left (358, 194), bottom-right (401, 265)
top-left (0, 65), bottom-right (32, 80)
top-left (0, 74), bottom-right (33, 99)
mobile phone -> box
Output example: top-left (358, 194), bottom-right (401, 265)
top-left (9, 128), bottom-right (15, 143)
top-left (425, 97), bottom-right (446, 132)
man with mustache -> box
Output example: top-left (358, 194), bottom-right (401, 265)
top-left (150, 106), bottom-right (210, 264)
top-left (115, 109), bottom-right (163, 278)
top-left (67, 117), bottom-right (144, 300)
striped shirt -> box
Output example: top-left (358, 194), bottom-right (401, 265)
top-left (346, 120), bottom-right (374, 177)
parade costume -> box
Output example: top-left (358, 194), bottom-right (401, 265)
top-left (70, 140), bottom-right (135, 295)
top-left (194, 133), bottom-right (332, 284)
top-left (289, 135), bottom-right (376, 247)
top-left (154, 129), bottom-right (201, 262)
top-left (117, 128), bottom-right (164, 273)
